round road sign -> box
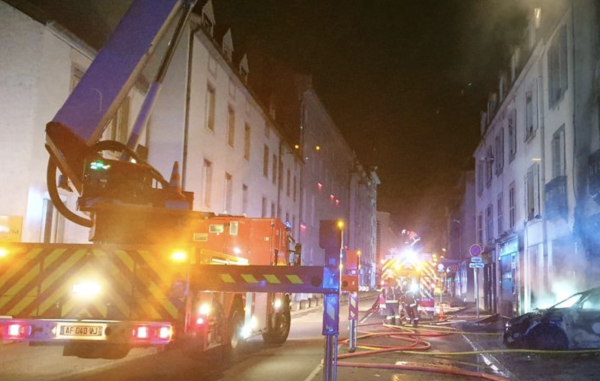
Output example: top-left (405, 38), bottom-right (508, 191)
top-left (469, 244), bottom-right (483, 257)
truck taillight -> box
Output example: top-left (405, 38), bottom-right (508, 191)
top-left (132, 325), bottom-right (149, 339)
top-left (158, 326), bottom-right (171, 340)
top-left (196, 317), bottom-right (205, 325)
top-left (132, 325), bottom-right (172, 340)
top-left (3, 323), bottom-right (30, 338)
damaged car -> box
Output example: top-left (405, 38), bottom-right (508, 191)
top-left (504, 287), bottom-right (600, 350)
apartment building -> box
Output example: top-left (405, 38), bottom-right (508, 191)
top-left (472, 2), bottom-right (596, 316)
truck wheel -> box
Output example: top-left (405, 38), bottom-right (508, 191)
top-left (227, 308), bottom-right (245, 356)
top-left (262, 306), bottom-right (291, 345)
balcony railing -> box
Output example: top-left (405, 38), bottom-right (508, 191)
top-left (589, 149), bottom-right (600, 204)
top-left (545, 176), bottom-right (568, 219)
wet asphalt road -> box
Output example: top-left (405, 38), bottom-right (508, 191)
top-left (3, 297), bottom-right (598, 381)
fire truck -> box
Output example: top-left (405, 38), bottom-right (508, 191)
top-left (378, 250), bottom-right (437, 317)
top-left (0, 0), bottom-right (300, 359)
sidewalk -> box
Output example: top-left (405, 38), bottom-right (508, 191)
top-left (291, 291), bottom-right (379, 317)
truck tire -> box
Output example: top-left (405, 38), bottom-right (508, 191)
top-left (227, 307), bottom-right (245, 357)
top-left (262, 305), bottom-right (291, 345)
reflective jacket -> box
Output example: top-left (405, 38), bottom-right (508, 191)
top-left (383, 285), bottom-right (401, 302)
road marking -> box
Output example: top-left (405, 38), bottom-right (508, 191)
top-left (461, 332), bottom-right (519, 381)
top-left (303, 304), bottom-right (374, 381)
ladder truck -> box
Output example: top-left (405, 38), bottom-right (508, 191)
top-left (0, 0), bottom-right (300, 359)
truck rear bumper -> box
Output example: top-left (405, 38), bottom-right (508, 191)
top-left (0, 318), bottom-right (173, 346)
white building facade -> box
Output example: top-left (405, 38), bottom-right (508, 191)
top-left (0, 0), bottom-right (379, 290)
top-left (474, 3), bottom-right (581, 316)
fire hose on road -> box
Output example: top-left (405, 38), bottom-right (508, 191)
top-left (334, 319), bottom-right (600, 381)
top-left (336, 322), bottom-right (512, 381)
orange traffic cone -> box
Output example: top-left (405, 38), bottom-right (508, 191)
top-left (169, 161), bottom-right (182, 193)
top-left (438, 303), bottom-right (446, 321)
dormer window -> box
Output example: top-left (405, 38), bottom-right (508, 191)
top-left (239, 54), bottom-right (249, 83)
top-left (201, 0), bottom-right (215, 36)
top-left (222, 29), bottom-right (234, 63)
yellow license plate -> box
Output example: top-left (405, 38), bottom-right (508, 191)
top-left (56, 323), bottom-right (106, 340)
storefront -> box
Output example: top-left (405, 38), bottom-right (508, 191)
top-left (498, 237), bottom-right (519, 317)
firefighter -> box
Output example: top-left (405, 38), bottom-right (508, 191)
top-left (401, 280), bottom-right (420, 327)
top-left (382, 278), bottom-right (402, 325)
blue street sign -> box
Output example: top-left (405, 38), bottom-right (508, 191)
top-left (469, 263), bottom-right (484, 269)
top-left (469, 244), bottom-right (483, 257)
top-left (471, 257), bottom-right (483, 263)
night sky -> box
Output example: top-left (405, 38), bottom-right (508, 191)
top-left (20, 0), bottom-right (528, 248)
top-left (215, 0), bottom-right (527, 247)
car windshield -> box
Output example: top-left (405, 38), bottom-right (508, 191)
top-left (550, 293), bottom-right (584, 309)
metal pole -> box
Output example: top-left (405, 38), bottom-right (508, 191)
top-left (323, 334), bottom-right (338, 381)
top-left (474, 268), bottom-right (480, 319)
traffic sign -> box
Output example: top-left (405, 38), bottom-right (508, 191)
top-left (469, 263), bottom-right (484, 269)
top-left (469, 244), bottom-right (483, 257)
top-left (471, 257), bottom-right (482, 263)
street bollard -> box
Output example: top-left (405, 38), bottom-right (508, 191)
top-left (348, 291), bottom-right (358, 352)
top-left (322, 293), bottom-right (340, 381)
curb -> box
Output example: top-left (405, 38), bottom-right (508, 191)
top-left (290, 292), bottom-right (379, 317)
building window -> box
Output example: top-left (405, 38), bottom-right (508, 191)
top-left (552, 125), bottom-right (566, 178)
top-left (263, 146), bottom-right (269, 177)
top-left (244, 123), bottom-right (251, 160)
top-left (549, 25), bottom-right (568, 107)
top-left (509, 182), bottom-right (516, 228)
top-left (508, 110), bottom-right (517, 161)
top-left (495, 129), bottom-right (504, 175)
top-left (271, 202), bottom-right (276, 218)
top-left (261, 197), bottom-right (267, 218)
top-left (205, 84), bottom-right (216, 131)
top-left (485, 146), bottom-right (493, 187)
top-left (202, 159), bottom-right (213, 207)
top-left (293, 175), bottom-right (297, 202)
top-left (285, 212), bottom-right (290, 224)
top-left (485, 204), bottom-right (493, 243)
top-left (477, 213), bottom-right (483, 244)
top-left (224, 173), bottom-right (233, 212)
top-left (477, 161), bottom-right (484, 196)
top-left (41, 198), bottom-right (65, 243)
top-left (279, 162), bottom-right (284, 190)
top-left (242, 184), bottom-right (248, 215)
top-left (227, 106), bottom-right (235, 147)
top-left (497, 193), bottom-right (504, 235)
top-left (272, 154), bottom-right (278, 185)
top-left (526, 163), bottom-right (541, 220)
top-left (525, 91), bottom-right (536, 140)
top-left (265, 123), bottom-right (270, 138)
top-left (286, 169), bottom-right (291, 196)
